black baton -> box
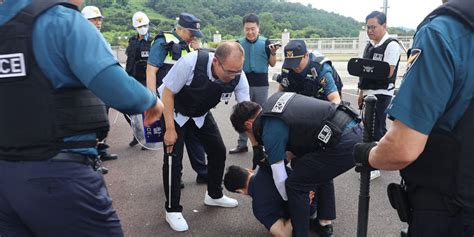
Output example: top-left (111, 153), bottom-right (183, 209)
top-left (357, 95), bottom-right (377, 237)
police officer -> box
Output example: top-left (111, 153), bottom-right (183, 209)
top-left (159, 42), bottom-right (249, 232)
top-left (147, 13), bottom-right (208, 184)
top-left (224, 165), bottom-right (317, 237)
top-left (229, 13), bottom-right (279, 155)
top-left (0, 0), bottom-right (163, 236)
top-left (124, 11), bottom-right (153, 147)
top-left (81, 5), bottom-right (119, 161)
top-left (230, 92), bottom-right (362, 237)
top-left (277, 39), bottom-right (343, 236)
top-left (354, 0), bottom-right (474, 236)
top-left (81, 5), bottom-right (103, 31)
top-left (278, 40), bottom-right (342, 104)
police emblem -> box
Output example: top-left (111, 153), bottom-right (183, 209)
top-left (405, 48), bottom-right (422, 73)
top-left (319, 76), bottom-right (327, 87)
top-left (286, 51), bottom-right (294, 58)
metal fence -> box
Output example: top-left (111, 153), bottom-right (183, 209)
top-left (112, 35), bottom-right (413, 64)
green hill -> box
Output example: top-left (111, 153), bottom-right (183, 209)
top-left (84, 0), bottom-right (414, 46)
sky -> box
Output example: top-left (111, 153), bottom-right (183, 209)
top-left (289, 0), bottom-right (443, 29)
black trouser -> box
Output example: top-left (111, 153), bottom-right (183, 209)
top-left (407, 187), bottom-right (474, 237)
top-left (162, 112), bottom-right (225, 212)
top-left (373, 94), bottom-right (392, 141)
top-left (286, 125), bottom-right (362, 237)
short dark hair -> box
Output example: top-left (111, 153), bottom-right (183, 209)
top-left (242, 13), bottom-right (259, 26)
top-left (224, 165), bottom-right (249, 193)
top-left (230, 101), bottom-right (261, 133)
top-left (366, 11), bottom-right (386, 25)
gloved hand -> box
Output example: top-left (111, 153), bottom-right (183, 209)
top-left (252, 145), bottom-right (270, 169)
top-left (353, 142), bottom-right (377, 172)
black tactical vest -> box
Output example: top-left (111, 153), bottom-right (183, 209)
top-left (401, 0), bottom-right (474, 210)
top-left (359, 38), bottom-right (400, 90)
top-left (0, 0), bottom-right (109, 161)
top-left (261, 92), bottom-right (338, 156)
top-left (285, 53), bottom-right (343, 100)
top-left (174, 50), bottom-right (240, 117)
top-left (125, 34), bottom-right (152, 84)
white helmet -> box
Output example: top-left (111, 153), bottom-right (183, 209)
top-left (81, 6), bottom-right (103, 19)
top-left (132, 11), bottom-right (150, 28)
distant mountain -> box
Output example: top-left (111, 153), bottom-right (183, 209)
top-left (86, 0), bottom-right (413, 45)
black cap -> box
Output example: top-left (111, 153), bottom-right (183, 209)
top-left (178, 13), bottom-right (203, 38)
top-left (282, 40), bottom-right (307, 69)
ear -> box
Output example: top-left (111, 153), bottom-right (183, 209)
top-left (235, 189), bottom-right (245, 194)
top-left (244, 120), bottom-right (253, 131)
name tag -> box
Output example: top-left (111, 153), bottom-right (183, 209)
top-left (373, 53), bottom-right (383, 61)
top-left (141, 51), bottom-right (149, 58)
top-left (221, 92), bottom-right (232, 103)
top-left (0, 53), bottom-right (26, 79)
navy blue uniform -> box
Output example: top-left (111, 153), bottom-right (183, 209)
top-left (0, 1), bottom-right (157, 236)
top-left (262, 116), bottom-right (361, 236)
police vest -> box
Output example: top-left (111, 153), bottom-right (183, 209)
top-left (153, 31), bottom-right (192, 86)
top-left (125, 34), bottom-right (152, 84)
top-left (238, 36), bottom-right (269, 74)
top-left (0, 0), bottom-right (109, 161)
top-left (359, 38), bottom-right (400, 90)
top-left (401, 0), bottom-right (474, 210)
top-left (261, 92), bottom-right (338, 156)
top-left (174, 50), bottom-right (240, 117)
top-left (284, 52), bottom-right (343, 100)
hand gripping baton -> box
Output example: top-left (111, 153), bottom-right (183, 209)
top-left (357, 95), bottom-right (377, 237)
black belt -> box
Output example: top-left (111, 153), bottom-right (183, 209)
top-left (49, 153), bottom-right (94, 165)
top-left (328, 109), bottom-right (355, 131)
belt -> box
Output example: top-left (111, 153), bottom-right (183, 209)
top-left (328, 109), bottom-right (354, 131)
top-left (49, 153), bottom-right (94, 165)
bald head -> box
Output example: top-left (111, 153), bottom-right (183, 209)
top-left (215, 42), bottom-right (244, 62)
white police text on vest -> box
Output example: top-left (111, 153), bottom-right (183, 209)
top-left (0, 53), bottom-right (26, 78)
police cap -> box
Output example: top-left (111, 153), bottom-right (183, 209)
top-left (282, 40), bottom-right (307, 69)
top-left (178, 13), bottom-right (203, 38)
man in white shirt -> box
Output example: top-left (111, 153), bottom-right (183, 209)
top-left (358, 11), bottom-right (401, 180)
top-left (158, 42), bottom-right (250, 232)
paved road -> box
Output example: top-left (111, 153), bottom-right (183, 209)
top-left (104, 62), bottom-right (408, 236)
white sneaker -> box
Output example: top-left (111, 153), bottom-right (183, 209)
top-left (204, 191), bottom-right (238, 208)
top-left (165, 212), bottom-right (188, 232)
top-left (370, 170), bottom-right (381, 180)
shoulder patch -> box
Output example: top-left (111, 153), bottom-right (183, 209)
top-left (405, 48), bottom-right (422, 73)
top-left (319, 76), bottom-right (327, 87)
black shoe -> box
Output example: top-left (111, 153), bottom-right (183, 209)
top-left (129, 137), bottom-right (138, 147)
top-left (228, 146), bottom-right (248, 154)
top-left (180, 180), bottom-right (185, 189)
top-left (196, 175), bottom-right (208, 184)
top-left (100, 152), bottom-right (118, 161)
top-left (310, 220), bottom-right (333, 237)
top-left (97, 143), bottom-right (110, 151)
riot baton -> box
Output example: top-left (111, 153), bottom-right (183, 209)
top-left (357, 95), bottom-right (377, 237)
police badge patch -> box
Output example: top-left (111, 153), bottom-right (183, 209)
top-left (405, 48), bottom-right (422, 73)
top-left (319, 76), bottom-right (327, 87)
